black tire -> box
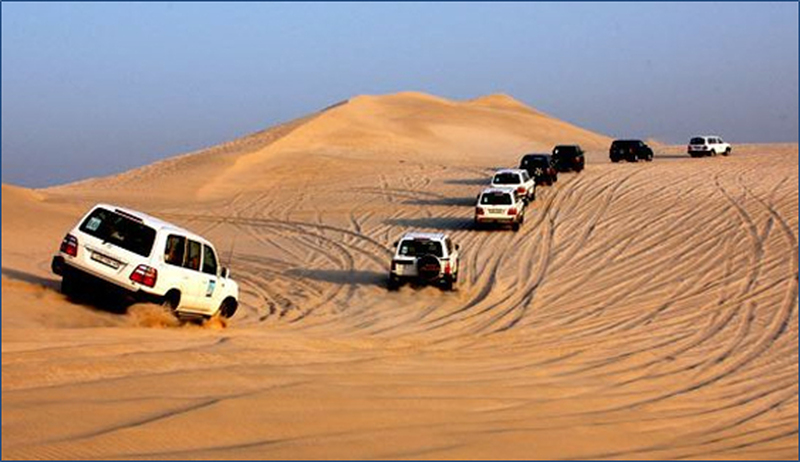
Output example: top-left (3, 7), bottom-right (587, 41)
top-left (512, 221), bottom-right (521, 232)
top-left (441, 277), bottom-right (454, 292)
top-left (61, 269), bottom-right (79, 297)
top-left (416, 255), bottom-right (441, 282)
top-left (218, 297), bottom-right (238, 319)
top-left (723, 148), bottom-right (731, 156)
top-left (162, 290), bottom-right (180, 312)
top-left (387, 276), bottom-right (400, 291)
top-left (610, 155), bottom-right (620, 163)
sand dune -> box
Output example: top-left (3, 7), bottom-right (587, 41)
top-left (2, 92), bottom-right (797, 459)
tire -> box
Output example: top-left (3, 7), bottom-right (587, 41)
top-left (610, 155), bottom-right (620, 163)
top-left (162, 290), bottom-right (180, 312)
top-left (387, 276), bottom-right (400, 291)
top-left (723, 148), bottom-right (731, 156)
top-left (218, 297), bottom-right (238, 319)
top-left (646, 153), bottom-right (653, 162)
top-left (61, 269), bottom-right (79, 297)
top-left (441, 277), bottom-right (454, 292)
top-left (512, 221), bottom-right (521, 232)
top-left (416, 255), bottom-right (441, 282)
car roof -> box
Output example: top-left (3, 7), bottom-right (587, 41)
top-left (480, 187), bottom-right (516, 195)
top-left (693, 135), bottom-right (721, 139)
top-left (93, 203), bottom-right (212, 246)
top-left (522, 153), bottom-right (550, 158)
top-left (612, 139), bottom-right (643, 143)
top-left (494, 168), bottom-right (526, 175)
top-left (399, 232), bottom-right (448, 241)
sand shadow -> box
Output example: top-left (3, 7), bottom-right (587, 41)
top-left (1, 267), bottom-right (61, 291)
top-left (384, 216), bottom-right (474, 231)
top-left (444, 178), bottom-right (490, 186)
top-left (285, 268), bottom-right (387, 288)
top-left (402, 196), bottom-right (477, 207)
top-left (2, 266), bottom-right (133, 315)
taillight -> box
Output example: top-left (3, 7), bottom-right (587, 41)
top-left (516, 187), bottom-right (526, 194)
top-left (130, 265), bottom-right (158, 288)
top-left (476, 207), bottom-right (485, 215)
top-left (60, 234), bottom-right (78, 257)
top-left (391, 261), bottom-right (397, 271)
top-left (444, 262), bottom-right (451, 275)
top-left (508, 208), bottom-right (518, 216)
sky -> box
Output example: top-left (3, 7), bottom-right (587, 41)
top-left (2, 2), bottom-right (798, 188)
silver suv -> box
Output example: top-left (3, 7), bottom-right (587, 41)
top-left (388, 232), bottom-right (460, 291)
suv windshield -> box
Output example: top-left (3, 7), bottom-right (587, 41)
top-left (493, 173), bottom-right (521, 185)
top-left (521, 156), bottom-right (549, 167)
top-left (79, 207), bottom-right (157, 257)
top-left (690, 137), bottom-right (706, 145)
top-left (398, 239), bottom-right (444, 258)
top-left (553, 146), bottom-right (579, 156)
top-left (480, 192), bottom-right (513, 205)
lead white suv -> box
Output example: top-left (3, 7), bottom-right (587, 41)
top-left (51, 204), bottom-right (239, 320)
top-left (688, 136), bottom-right (731, 157)
top-left (490, 169), bottom-right (536, 203)
top-left (474, 187), bottom-right (526, 231)
top-left (388, 232), bottom-right (460, 291)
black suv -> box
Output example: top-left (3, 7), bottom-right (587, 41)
top-left (609, 139), bottom-right (653, 163)
top-left (551, 145), bottom-right (585, 172)
top-left (519, 154), bottom-right (558, 185)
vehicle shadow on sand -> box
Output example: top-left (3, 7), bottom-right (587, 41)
top-left (2, 266), bottom-right (133, 315)
top-left (384, 216), bottom-right (474, 231)
top-left (285, 268), bottom-right (387, 288)
top-left (443, 178), bottom-right (489, 186)
top-left (402, 196), bottom-right (477, 207)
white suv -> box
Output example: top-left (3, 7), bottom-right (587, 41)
top-left (474, 187), bottom-right (526, 231)
top-left (51, 204), bottom-right (239, 320)
top-left (388, 232), bottom-right (460, 291)
top-left (490, 169), bottom-right (536, 202)
top-left (688, 136), bottom-right (731, 157)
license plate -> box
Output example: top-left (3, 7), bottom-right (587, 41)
top-left (489, 208), bottom-right (503, 214)
top-left (91, 252), bottom-right (121, 269)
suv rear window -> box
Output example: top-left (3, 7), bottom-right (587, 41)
top-left (521, 156), bottom-right (549, 167)
top-left (553, 146), bottom-right (579, 156)
top-left (493, 173), bottom-right (521, 185)
top-left (79, 207), bottom-right (156, 257)
top-left (480, 192), bottom-right (513, 205)
top-left (690, 137), bottom-right (706, 145)
top-left (398, 239), bottom-right (443, 258)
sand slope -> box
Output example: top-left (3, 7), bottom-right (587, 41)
top-left (2, 93), bottom-right (797, 460)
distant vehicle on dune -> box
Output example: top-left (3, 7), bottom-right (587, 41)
top-left (519, 154), bottom-right (558, 185)
top-left (388, 232), bottom-right (460, 291)
top-left (610, 139), bottom-right (654, 163)
top-left (688, 136), bottom-right (731, 157)
top-left (551, 144), bottom-right (585, 172)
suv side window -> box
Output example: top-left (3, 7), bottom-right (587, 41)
top-left (522, 171), bottom-right (530, 182)
top-left (184, 240), bottom-right (202, 271)
top-left (202, 245), bottom-right (218, 275)
top-left (165, 235), bottom-right (186, 266)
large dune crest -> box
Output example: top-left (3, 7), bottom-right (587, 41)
top-left (48, 92), bottom-right (610, 202)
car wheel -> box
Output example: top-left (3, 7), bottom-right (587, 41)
top-left (512, 222), bottom-right (521, 232)
top-left (610, 156), bottom-right (620, 163)
top-left (218, 297), bottom-right (238, 319)
top-left (441, 277), bottom-right (454, 292)
top-left (162, 290), bottom-right (181, 312)
top-left (387, 276), bottom-right (400, 291)
top-left (61, 269), bottom-right (79, 297)
top-left (647, 153), bottom-right (653, 162)
top-left (724, 148), bottom-right (731, 156)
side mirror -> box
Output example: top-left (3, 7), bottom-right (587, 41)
top-left (392, 240), bottom-right (399, 248)
top-left (455, 244), bottom-right (460, 251)
top-left (221, 267), bottom-right (230, 279)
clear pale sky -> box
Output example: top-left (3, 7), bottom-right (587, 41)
top-left (2, 2), bottom-right (798, 187)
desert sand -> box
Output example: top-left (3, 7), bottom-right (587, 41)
top-left (2, 92), bottom-right (798, 459)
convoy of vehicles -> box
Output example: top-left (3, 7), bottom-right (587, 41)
top-left (52, 135), bottom-right (730, 304)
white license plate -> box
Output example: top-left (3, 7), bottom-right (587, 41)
top-left (489, 208), bottom-right (504, 214)
top-left (91, 252), bottom-right (121, 269)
